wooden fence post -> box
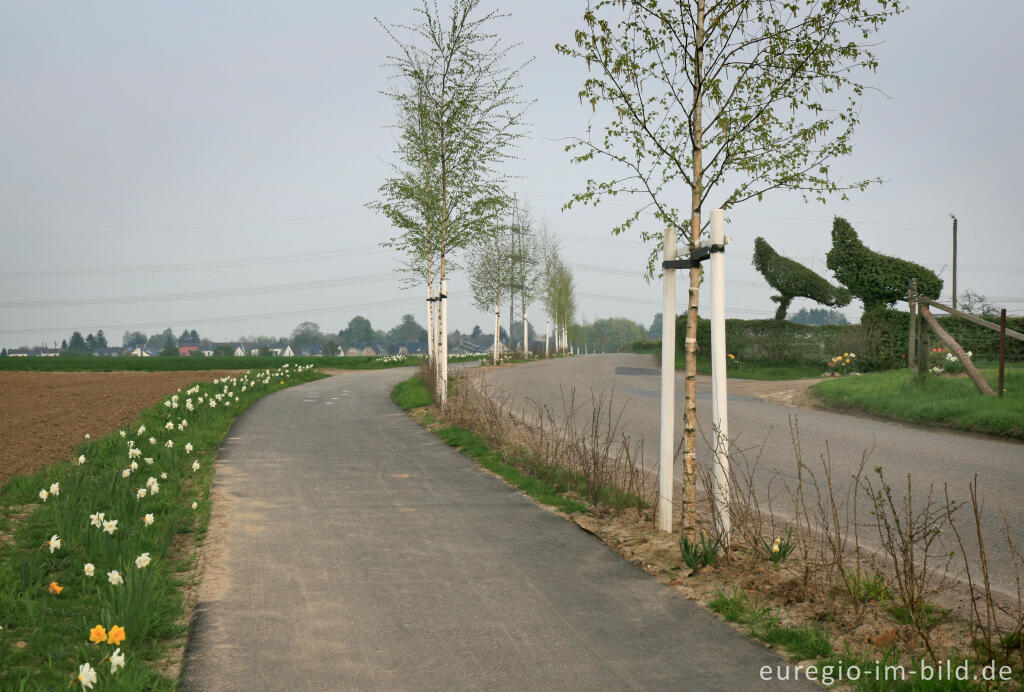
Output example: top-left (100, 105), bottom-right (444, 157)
top-left (908, 278), bottom-right (917, 367)
top-left (999, 308), bottom-right (1007, 399)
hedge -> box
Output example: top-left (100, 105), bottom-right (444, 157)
top-left (674, 312), bottom-right (1024, 371)
top-left (752, 237), bottom-right (851, 320)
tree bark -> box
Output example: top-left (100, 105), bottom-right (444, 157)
top-left (919, 304), bottom-right (994, 396)
top-left (681, 0), bottom-right (706, 541)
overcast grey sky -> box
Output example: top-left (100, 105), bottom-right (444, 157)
top-left (2, 0), bottom-right (1022, 348)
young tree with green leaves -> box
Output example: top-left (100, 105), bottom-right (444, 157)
top-left (374, 0), bottom-right (530, 405)
top-left (557, 0), bottom-right (903, 536)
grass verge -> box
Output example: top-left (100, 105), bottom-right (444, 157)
top-left (0, 364), bottom-right (324, 689)
top-left (391, 375), bottom-right (586, 515)
top-left (811, 367), bottom-right (1024, 439)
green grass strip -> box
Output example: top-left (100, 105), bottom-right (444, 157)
top-left (0, 365), bottom-right (325, 690)
top-left (811, 367), bottom-right (1024, 439)
top-left (392, 375), bottom-right (586, 514)
top-left (391, 375), bottom-right (434, 410)
top-left (433, 426), bottom-right (587, 514)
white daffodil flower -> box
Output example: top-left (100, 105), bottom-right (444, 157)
top-left (107, 570), bottom-right (123, 586)
top-left (84, 563), bottom-right (95, 577)
top-left (135, 552), bottom-right (151, 569)
top-left (142, 513), bottom-right (154, 526)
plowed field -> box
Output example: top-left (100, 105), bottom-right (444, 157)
top-left (0, 371), bottom-right (242, 485)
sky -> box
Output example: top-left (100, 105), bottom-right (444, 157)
top-left (2, 0), bottom-right (1022, 349)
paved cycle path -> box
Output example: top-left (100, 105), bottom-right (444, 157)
top-left (182, 368), bottom-right (809, 691)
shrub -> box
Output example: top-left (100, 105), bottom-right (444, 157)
top-left (752, 237), bottom-right (851, 320)
top-left (826, 217), bottom-right (943, 311)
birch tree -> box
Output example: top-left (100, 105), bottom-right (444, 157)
top-left (376, 0), bottom-right (530, 406)
top-left (557, 0), bottom-right (903, 536)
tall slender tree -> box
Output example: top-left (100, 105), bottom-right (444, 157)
top-left (557, 0), bottom-right (903, 536)
top-left (375, 0), bottom-right (531, 406)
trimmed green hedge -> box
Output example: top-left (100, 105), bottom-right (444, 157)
top-left (675, 312), bottom-right (1024, 371)
top-left (827, 217), bottom-right (943, 310)
top-left (752, 237), bottom-right (851, 320)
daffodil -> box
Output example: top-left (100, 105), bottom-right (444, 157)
top-left (164, 440), bottom-right (174, 449)
top-left (107, 625), bottom-right (125, 645)
top-left (184, 442), bottom-right (193, 453)
top-left (144, 457), bottom-right (154, 465)
top-left (160, 472), bottom-right (167, 480)
top-left (89, 624), bottom-right (107, 644)
top-left (49, 482), bottom-right (59, 496)
top-left (48, 534), bottom-right (60, 553)
top-left (137, 425), bottom-right (146, 436)
top-left (110, 647), bottom-right (125, 674)
top-left (102, 519), bottom-right (118, 535)
top-left (84, 433), bottom-right (90, 440)
top-left (148, 436), bottom-right (156, 445)
top-left (128, 447), bottom-right (141, 459)
top-left (38, 489), bottom-right (48, 502)
top-left (121, 469), bottom-right (131, 478)
top-left (107, 570), bottom-right (123, 586)
top-left (119, 430), bottom-right (126, 438)
top-left (165, 421), bottom-right (174, 431)
top-left (129, 461), bottom-right (138, 471)
top-left (191, 501), bottom-right (198, 510)
top-left (48, 581), bottom-right (63, 594)
top-left (89, 512), bottom-right (104, 528)
top-left (149, 481), bottom-right (160, 495)
top-left (142, 513), bottom-right (154, 526)
top-left (136, 488), bottom-right (147, 500)
top-left (76, 661), bottom-right (97, 689)
top-left (135, 553), bottom-right (151, 569)
top-left (192, 461), bottom-right (200, 472)
top-left (84, 563), bottom-right (95, 577)
top-left (77, 454), bottom-right (87, 465)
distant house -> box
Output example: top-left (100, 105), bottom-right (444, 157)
top-left (93, 347), bottom-right (123, 357)
top-left (201, 346), bottom-right (216, 357)
top-left (7, 348), bottom-right (31, 357)
top-left (279, 345), bottom-right (295, 357)
top-left (34, 347), bottom-right (62, 357)
top-left (344, 342), bottom-right (387, 357)
top-left (127, 346), bottom-right (161, 357)
top-left (232, 344), bottom-right (248, 357)
top-left (296, 344), bottom-right (325, 357)
top-left (179, 345), bottom-right (201, 357)
top-left (390, 341), bottom-right (427, 356)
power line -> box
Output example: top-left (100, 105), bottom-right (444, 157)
top-left (0, 210), bottom-right (373, 237)
top-left (0, 244), bottom-right (386, 280)
top-left (0, 272), bottom-right (400, 309)
top-left (0, 291), bottom-right (471, 337)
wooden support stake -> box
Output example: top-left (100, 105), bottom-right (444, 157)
top-left (999, 308), bottom-right (1007, 399)
top-left (908, 278), bottom-right (917, 367)
top-left (919, 303), bottom-right (995, 396)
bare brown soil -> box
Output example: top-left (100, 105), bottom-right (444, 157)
top-left (0, 371), bottom-right (242, 485)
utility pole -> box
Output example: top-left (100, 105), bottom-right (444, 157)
top-left (950, 214), bottom-right (958, 310)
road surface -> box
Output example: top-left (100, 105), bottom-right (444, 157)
top-left (182, 367), bottom-right (807, 691)
top-left (479, 354), bottom-right (1024, 602)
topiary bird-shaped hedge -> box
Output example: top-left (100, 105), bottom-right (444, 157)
top-left (826, 217), bottom-right (942, 312)
top-left (752, 237), bottom-right (852, 320)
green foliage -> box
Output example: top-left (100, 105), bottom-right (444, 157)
top-left (681, 315), bottom-right (846, 366)
top-left (391, 375), bottom-right (433, 411)
top-left (753, 237), bottom-right (851, 320)
top-left (572, 317), bottom-right (647, 353)
top-left (762, 527), bottom-right (795, 566)
top-left (433, 426), bottom-right (587, 515)
top-left (827, 217), bottom-right (943, 310)
top-left (812, 367), bottom-right (1024, 439)
top-left (679, 530), bottom-right (720, 572)
top-left (845, 569), bottom-right (892, 603)
top-left (67, 331), bottom-right (89, 354)
top-left (789, 307), bottom-right (850, 326)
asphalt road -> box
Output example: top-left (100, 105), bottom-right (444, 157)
top-left (479, 354), bottom-right (1024, 601)
top-left (181, 367), bottom-right (808, 691)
